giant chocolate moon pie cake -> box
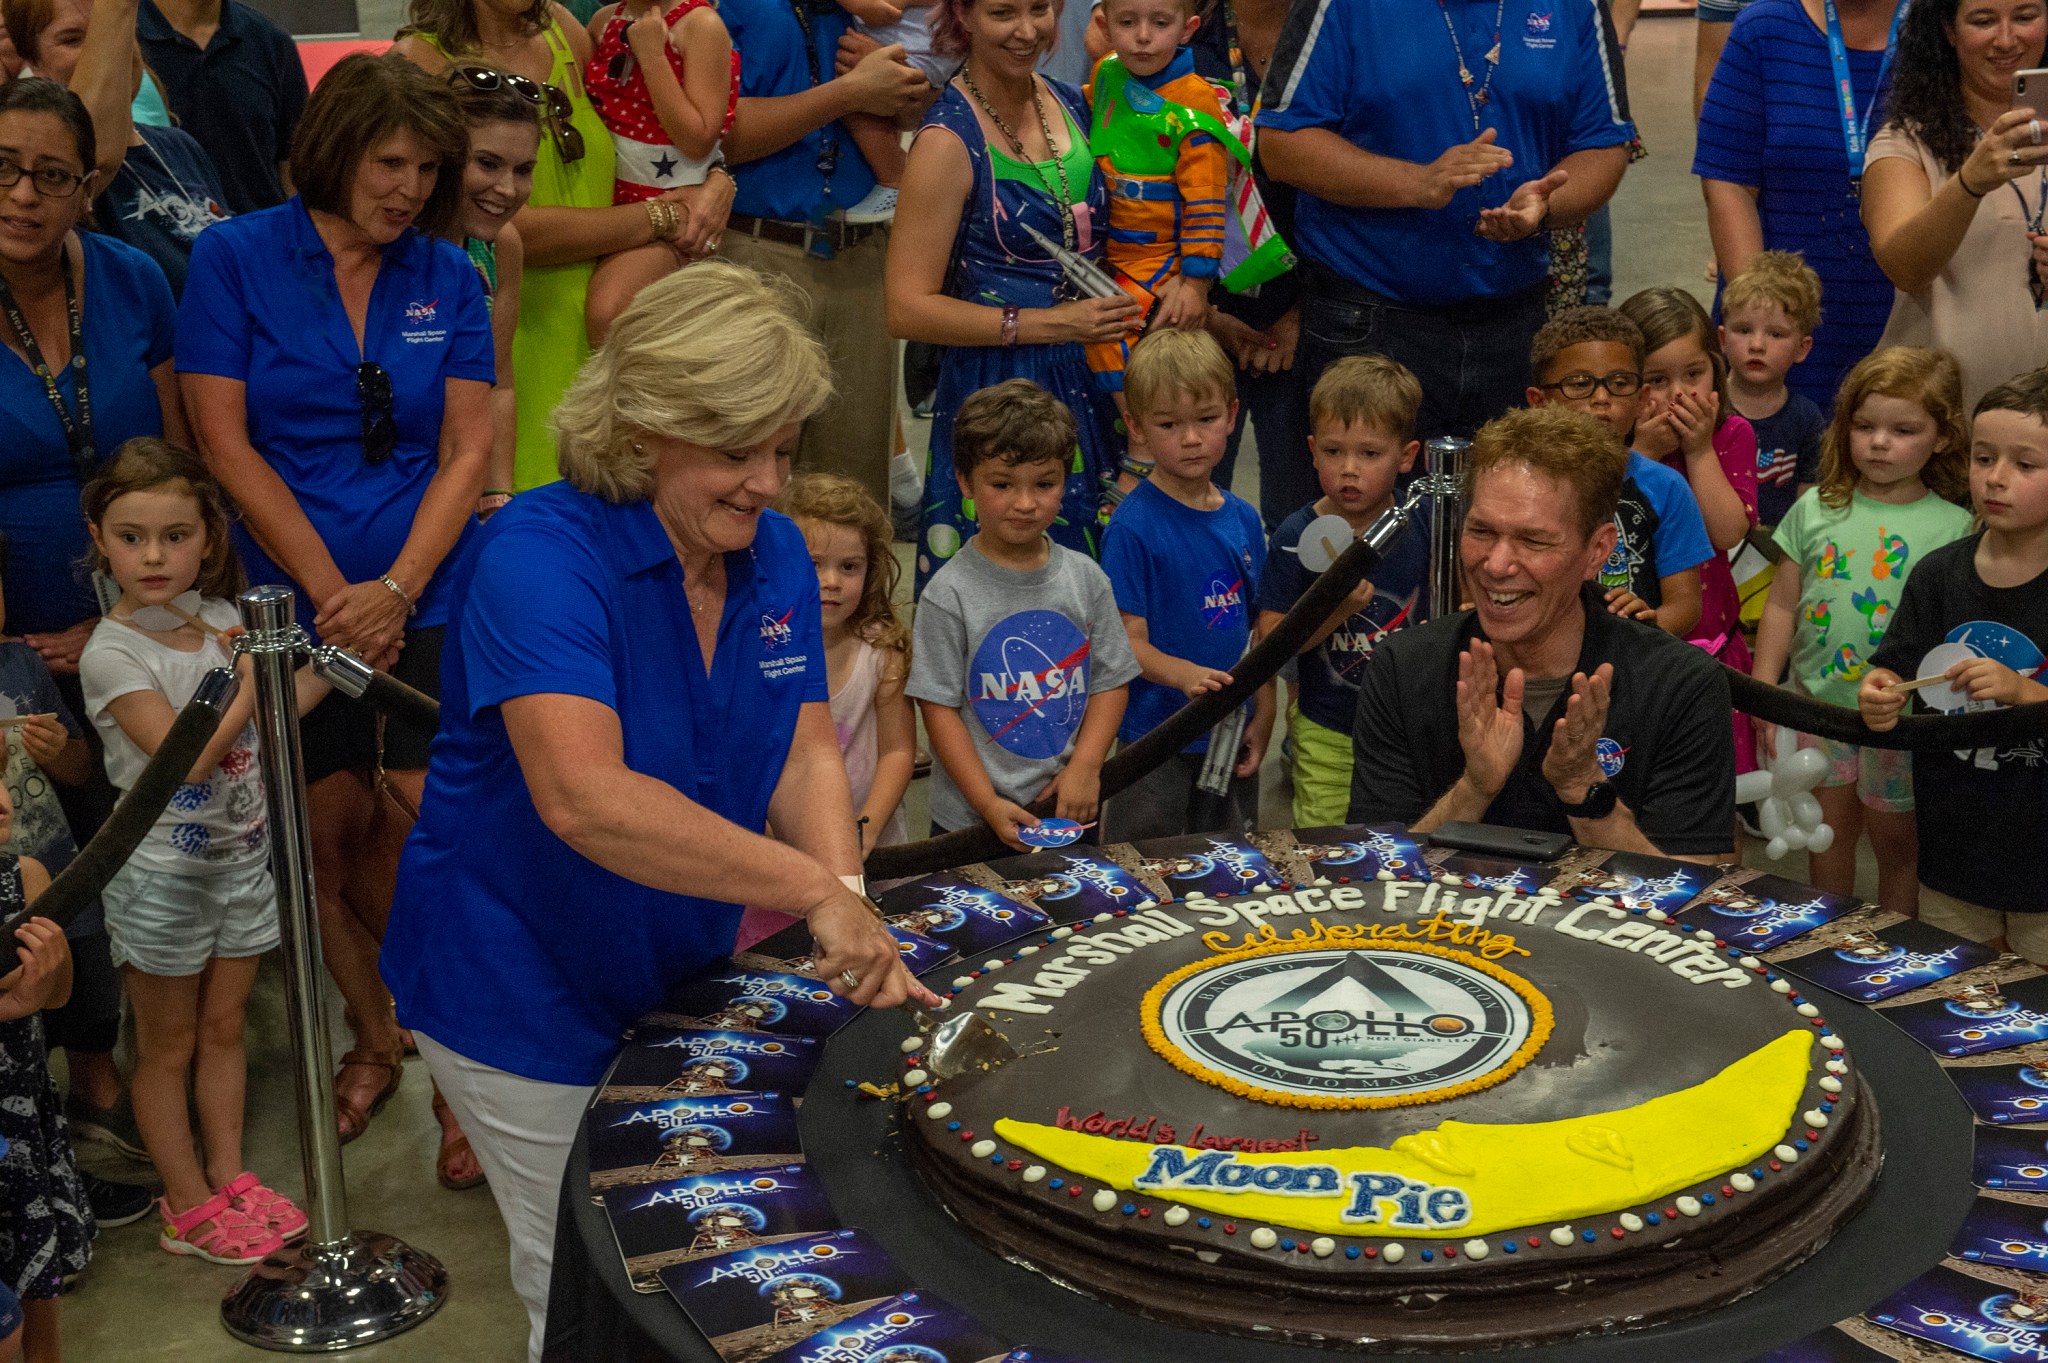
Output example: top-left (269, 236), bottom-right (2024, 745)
top-left (898, 873), bottom-right (1880, 1348)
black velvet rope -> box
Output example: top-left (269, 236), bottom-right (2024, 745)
top-left (1724, 667), bottom-right (2048, 750)
top-left (240, 560), bottom-right (2048, 876)
top-left (866, 547), bottom-right (2048, 881)
top-left (358, 667), bottom-right (442, 733)
top-left (0, 669), bottom-right (235, 940)
top-left (864, 533), bottom-right (1395, 881)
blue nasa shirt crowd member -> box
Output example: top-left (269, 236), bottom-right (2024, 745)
top-left (1100, 334), bottom-right (1269, 843)
top-left (907, 381), bottom-right (1140, 842)
top-left (382, 263), bottom-right (922, 1363)
top-left (719, 0), bottom-right (928, 500)
top-left (1258, 503), bottom-right (1432, 734)
top-left (1255, 0), bottom-right (1634, 444)
top-left (1350, 409), bottom-right (1736, 860)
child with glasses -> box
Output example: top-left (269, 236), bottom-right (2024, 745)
top-left (577, 3), bottom-right (738, 343)
top-left (1525, 306), bottom-right (1713, 639)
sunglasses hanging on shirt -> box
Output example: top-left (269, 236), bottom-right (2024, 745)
top-left (357, 361), bottom-right (397, 466)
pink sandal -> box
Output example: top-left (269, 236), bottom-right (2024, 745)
top-left (158, 1190), bottom-right (285, 1265)
top-left (221, 1172), bottom-right (308, 1241)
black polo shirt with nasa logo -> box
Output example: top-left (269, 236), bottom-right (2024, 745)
top-left (1347, 586), bottom-right (1736, 855)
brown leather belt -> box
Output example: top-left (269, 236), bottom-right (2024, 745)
top-left (726, 212), bottom-right (885, 254)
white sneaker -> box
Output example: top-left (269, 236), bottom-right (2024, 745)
top-left (841, 185), bottom-right (898, 225)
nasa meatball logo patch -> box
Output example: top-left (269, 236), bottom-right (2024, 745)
top-left (1596, 738), bottom-right (1627, 778)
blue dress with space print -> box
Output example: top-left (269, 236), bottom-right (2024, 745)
top-left (914, 81), bottom-right (1121, 592)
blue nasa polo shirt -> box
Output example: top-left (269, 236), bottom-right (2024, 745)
top-left (380, 486), bottom-right (828, 1085)
top-left (1257, 0), bottom-right (1633, 305)
top-left (1102, 480), bottom-right (1266, 751)
top-left (722, 0), bottom-right (876, 222)
top-left (176, 200), bottom-right (493, 632)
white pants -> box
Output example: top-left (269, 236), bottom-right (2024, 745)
top-left (414, 1032), bottom-right (596, 1363)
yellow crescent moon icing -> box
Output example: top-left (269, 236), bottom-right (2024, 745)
top-left (991, 1029), bottom-right (1816, 1239)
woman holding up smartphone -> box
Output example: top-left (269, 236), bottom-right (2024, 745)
top-left (1861, 0), bottom-right (2048, 407)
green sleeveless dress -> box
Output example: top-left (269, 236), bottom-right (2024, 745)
top-left (423, 21), bottom-right (615, 489)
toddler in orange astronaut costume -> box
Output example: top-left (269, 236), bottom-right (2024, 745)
top-left (1086, 0), bottom-right (1234, 398)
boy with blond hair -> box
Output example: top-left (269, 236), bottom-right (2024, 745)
top-left (1255, 355), bottom-right (1431, 826)
top-left (1100, 330), bottom-right (1270, 841)
top-left (1720, 251), bottom-right (1826, 526)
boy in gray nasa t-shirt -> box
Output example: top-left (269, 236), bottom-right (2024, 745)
top-left (906, 381), bottom-right (1140, 843)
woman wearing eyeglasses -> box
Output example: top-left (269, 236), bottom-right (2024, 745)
top-left (394, 0), bottom-right (734, 493)
top-left (175, 53), bottom-right (493, 1147)
top-left (0, 75), bottom-right (187, 705)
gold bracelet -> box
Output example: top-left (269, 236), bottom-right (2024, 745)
top-left (645, 199), bottom-right (680, 243)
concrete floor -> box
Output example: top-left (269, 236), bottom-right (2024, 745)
top-left (61, 16), bottom-right (1878, 1360)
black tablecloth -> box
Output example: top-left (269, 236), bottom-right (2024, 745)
top-left (545, 969), bottom-right (1973, 1362)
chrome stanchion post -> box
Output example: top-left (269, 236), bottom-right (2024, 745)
top-left (1423, 436), bottom-right (1471, 620)
top-left (221, 585), bottom-right (448, 1352)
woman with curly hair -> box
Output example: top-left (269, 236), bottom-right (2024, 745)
top-left (1862, 0), bottom-right (2048, 406)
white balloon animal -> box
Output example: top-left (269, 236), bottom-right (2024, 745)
top-left (1733, 725), bottom-right (1835, 860)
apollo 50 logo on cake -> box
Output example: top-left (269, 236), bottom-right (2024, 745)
top-left (1152, 947), bottom-right (1541, 1105)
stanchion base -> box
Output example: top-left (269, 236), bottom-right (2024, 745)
top-left (220, 1230), bottom-right (449, 1352)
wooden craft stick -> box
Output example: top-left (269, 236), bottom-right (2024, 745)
top-left (1889, 674), bottom-right (1952, 694)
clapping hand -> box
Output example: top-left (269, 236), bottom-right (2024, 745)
top-left (1418, 129), bottom-right (1514, 209)
top-left (1453, 640), bottom-right (1524, 799)
top-left (1540, 664), bottom-right (1616, 806)
top-left (1476, 168), bottom-right (1567, 243)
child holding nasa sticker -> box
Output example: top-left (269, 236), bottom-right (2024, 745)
top-left (1754, 347), bottom-right (1973, 916)
top-left (907, 381), bottom-right (1140, 850)
top-left (1100, 331), bottom-right (1270, 842)
top-left (1862, 371), bottom-right (2048, 964)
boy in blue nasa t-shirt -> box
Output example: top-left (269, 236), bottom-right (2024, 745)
top-left (1101, 332), bottom-right (1271, 843)
top-left (1256, 356), bottom-right (1432, 828)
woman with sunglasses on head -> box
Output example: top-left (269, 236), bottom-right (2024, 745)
top-left (175, 52), bottom-right (493, 1149)
top-left (393, 0), bottom-right (734, 493)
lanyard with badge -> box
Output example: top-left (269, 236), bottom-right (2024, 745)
top-left (1824, 0), bottom-right (1905, 200)
top-left (0, 240), bottom-right (94, 483)
top-left (784, 0), bottom-right (842, 255)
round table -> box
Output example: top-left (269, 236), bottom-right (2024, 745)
top-left (547, 925), bottom-right (1974, 1362)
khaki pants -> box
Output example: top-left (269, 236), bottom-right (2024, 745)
top-left (720, 229), bottom-right (896, 508)
top-left (1919, 885), bottom-right (2048, 966)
